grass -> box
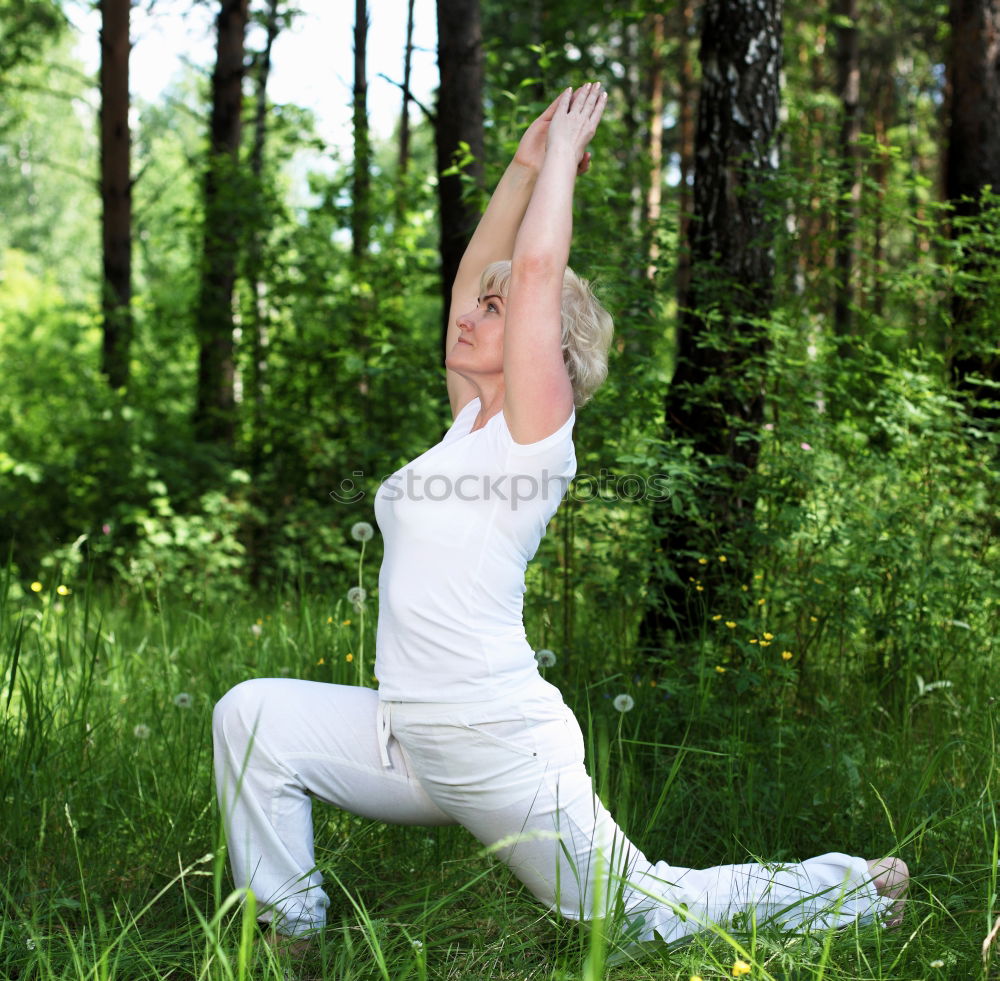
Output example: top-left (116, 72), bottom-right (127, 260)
top-left (1, 566), bottom-right (997, 980)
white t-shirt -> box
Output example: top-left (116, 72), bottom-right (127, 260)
top-left (373, 398), bottom-right (576, 701)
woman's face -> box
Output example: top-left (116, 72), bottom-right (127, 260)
top-left (445, 291), bottom-right (506, 379)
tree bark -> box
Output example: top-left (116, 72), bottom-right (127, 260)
top-left (353, 0), bottom-right (370, 261)
top-left (676, 0), bottom-right (697, 303)
top-left (99, 0), bottom-right (131, 391)
top-left (645, 10), bottom-right (665, 280)
top-left (832, 0), bottom-right (860, 347)
top-left (398, 0), bottom-right (415, 181)
top-left (193, 0), bottom-right (249, 447)
top-left (642, 0), bottom-right (783, 644)
top-left (435, 0), bottom-right (484, 356)
top-left (947, 0), bottom-right (1000, 414)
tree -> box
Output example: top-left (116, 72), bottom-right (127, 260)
top-left (193, 0), bottom-right (249, 447)
top-left (642, 0), bottom-right (784, 643)
top-left (947, 0), bottom-right (1000, 415)
top-left (99, 0), bottom-right (132, 390)
top-left (435, 0), bottom-right (484, 354)
top-left (353, 0), bottom-right (370, 261)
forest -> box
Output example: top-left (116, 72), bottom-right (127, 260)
top-left (0, 0), bottom-right (998, 978)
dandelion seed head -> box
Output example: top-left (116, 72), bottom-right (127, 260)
top-left (535, 649), bottom-right (557, 667)
top-left (347, 586), bottom-right (367, 609)
top-left (133, 723), bottom-right (151, 740)
top-left (173, 692), bottom-right (193, 709)
top-left (613, 694), bottom-right (634, 713)
top-left (351, 521), bottom-right (374, 542)
top-left (250, 623), bottom-right (262, 637)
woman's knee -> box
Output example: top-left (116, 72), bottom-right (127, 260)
top-left (213, 678), bottom-right (276, 750)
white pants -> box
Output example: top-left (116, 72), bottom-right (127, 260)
top-left (212, 676), bottom-right (887, 941)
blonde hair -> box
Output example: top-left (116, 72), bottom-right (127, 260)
top-left (480, 260), bottom-right (614, 407)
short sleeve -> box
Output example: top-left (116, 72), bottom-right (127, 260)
top-left (497, 408), bottom-right (576, 456)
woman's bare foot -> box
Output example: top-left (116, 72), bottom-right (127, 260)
top-left (867, 857), bottom-right (909, 928)
top-left (262, 929), bottom-right (313, 958)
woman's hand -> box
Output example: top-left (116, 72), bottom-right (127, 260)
top-left (513, 90), bottom-right (599, 176)
top-left (546, 82), bottom-right (607, 169)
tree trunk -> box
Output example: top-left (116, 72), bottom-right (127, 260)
top-left (676, 0), bottom-right (696, 303)
top-left (193, 0), bottom-right (249, 447)
top-left (947, 0), bottom-right (1000, 414)
top-left (641, 0), bottom-right (783, 645)
top-left (353, 0), bottom-right (370, 261)
top-left (435, 0), bottom-right (484, 356)
top-left (645, 10), bottom-right (665, 280)
top-left (398, 0), bottom-right (415, 182)
top-left (832, 0), bottom-right (860, 348)
top-left (99, 0), bottom-right (131, 391)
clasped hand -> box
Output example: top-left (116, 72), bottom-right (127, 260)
top-left (514, 82), bottom-right (608, 176)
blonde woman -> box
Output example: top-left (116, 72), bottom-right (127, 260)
top-left (213, 83), bottom-right (906, 950)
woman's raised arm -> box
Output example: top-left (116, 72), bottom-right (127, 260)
top-left (502, 83), bottom-right (607, 444)
top-left (444, 94), bottom-right (582, 418)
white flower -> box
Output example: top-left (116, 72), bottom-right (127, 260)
top-left (173, 692), bottom-right (193, 709)
top-left (347, 586), bottom-right (367, 609)
top-left (250, 623), bottom-right (262, 637)
top-left (133, 723), bottom-right (151, 740)
top-left (535, 649), bottom-right (556, 668)
top-left (410, 939), bottom-right (423, 950)
top-left (613, 694), bottom-right (634, 713)
top-left (351, 521), bottom-right (374, 542)
top-left (929, 961), bottom-right (944, 969)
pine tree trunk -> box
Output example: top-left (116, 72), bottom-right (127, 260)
top-left (435, 0), bottom-right (484, 356)
top-left (676, 0), bottom-right (696, 303)
top-left (353, 0), bottom-right (370, 261)
top-left (833, 0), bottom-right (860, 348)
top-left (947, 0), bottom-right (1000, 415)
top-left (641, 0), bottom-right (783, 646)
top-left (99, 0), bottom-right (131, 391)
top-left (194, 0), bottom-right (249, 447)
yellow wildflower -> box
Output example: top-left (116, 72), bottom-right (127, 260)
top-left (781, 650), bottom-right (793, 661)
top-left (342, 619), bottom-right (352, 626)
top-left (698, 557), bottom-right (708, 565)
top-left (695, 585), bottom-right (704, 592)
top-left (56, 584), bottom-right (70, 596)
top-left (757, 597), bottom-right (766, 606)
top-left (763, 631), bottom-right (774, 640)
top-left (326, 616), bottom-right (333, 624)
top-left (316, 657), bottom-right (325, 666)
top-left (741, 584), bottom-right (749, 591)
top-left (759, 640), bottom-right (771, 647)
top-left (690, 976), bottom-right (704, 981)
top-left (715, 665), bottom-right (727, 673)
top-left (345, 653), bottom-right (354, 662)
top-left (712, 614), bottom-right (723, 621)
top-left (749, 638), bottom-right (758, 644)
top-left (256, 617), bottom-right (263, 625)
top-left (732, 960), bottom-right (751, 977)
top-left (718, 555), bottom-right (727, 562)
top-left (809, 615), bottom-right (818, 622)
top-left (725, 620), bottom-right (736, 628)
top-left (30, 581), bottom-right (42, 593)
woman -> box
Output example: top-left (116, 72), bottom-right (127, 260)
top-left (213, 83), bottom-right (907, 950)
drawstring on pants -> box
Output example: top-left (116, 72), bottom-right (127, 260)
top-left (376, 700), bottom-right (392, 768)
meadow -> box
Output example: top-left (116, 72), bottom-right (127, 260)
top-left (1, 530), bottom-right (996, 981)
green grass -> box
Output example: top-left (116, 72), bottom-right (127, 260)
top-left (1, 571), bottom-right (996, 980)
